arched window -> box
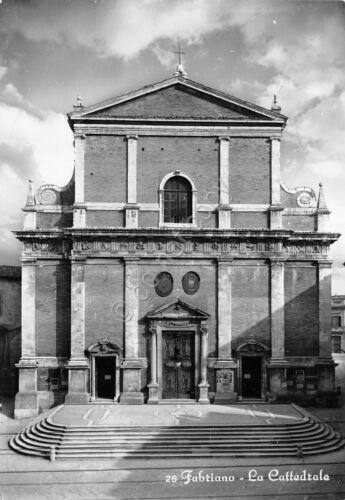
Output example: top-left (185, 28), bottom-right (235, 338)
top-left (163, 176), bottom-right (192, 223)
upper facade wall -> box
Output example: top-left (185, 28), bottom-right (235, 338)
top-left (26, 77), bottom-right (329, 233)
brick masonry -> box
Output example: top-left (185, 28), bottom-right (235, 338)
top-left (284, 264), bottom-right (319, 356)
top-left (35, 264), bottom-right (70, 357)
top-left (84, 136), bottom-right (127, 203)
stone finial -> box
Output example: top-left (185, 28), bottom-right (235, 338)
top-left (25, 179), bottom-right (35, 206)
top-left (317, 182), bottom-right (328, 210)
top-left (73, 94), bottom-right (83, 109)
top-left (174, 63), bottom-right (187, 78)
top-left (271, 94), bottom-right (282, 112)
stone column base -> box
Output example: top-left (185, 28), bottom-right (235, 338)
top-left (198, 382), bottom-right (210, 404)
top-left (267, 364), bottom-right (288, 399)
top-left (147, 382), bottom-right (159, 404)
top-left (14, 361), bottom-right (39, 419)
top-left (14, 392), bottom-right (39, 419)
top-left (125, 204), bottom-right (139, 228)
top-left (217, 204), bottom-right (232, 229)
top-left (65, 359), bottom-right (89, 404)
top-left (214, 363), bottom-right (238, 403)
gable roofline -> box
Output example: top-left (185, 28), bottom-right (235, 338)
top-left (68, 75), bottom-right (288, 125)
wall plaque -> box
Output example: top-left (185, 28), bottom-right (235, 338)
top-left (154, 272), bottom-right (173, 297)
top-left (182, 272), bottom-right (200, 295)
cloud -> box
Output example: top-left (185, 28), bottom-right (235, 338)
top-left (0, 91), bottom-right (74, 264)
top-left (0, 0), bottom-right (264, 61)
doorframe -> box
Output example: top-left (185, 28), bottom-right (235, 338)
top-left (238, 354), bottom-right (265, 399)
top-left (87, 338), bottom-right (122, 402)
top-left (235, 340), bottom-right (270, 400)
top-left (160, 327), bottom-right (198, 400)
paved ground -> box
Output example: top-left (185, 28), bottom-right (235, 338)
top-left (1, 397), bottom-right (345, 500)
top-left (50, 402), bottom-right (305, 427)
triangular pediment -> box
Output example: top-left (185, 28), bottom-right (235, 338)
top-left (69, 77), bottom-right (287, 124)
top-left (147, 298), bottom-right (210, 319)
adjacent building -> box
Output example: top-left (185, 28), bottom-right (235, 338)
top-left (13, 67), bottom-right (340, 417)
top-left (331, 295), bottom-right (345, 353)
top-left (0, 266), bottom-right (21, 397)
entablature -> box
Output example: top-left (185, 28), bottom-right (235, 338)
top-left (15, 228), bottom-right (339, 260)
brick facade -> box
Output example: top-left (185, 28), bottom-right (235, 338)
top-left (13, 73), bottom-right (339, 416)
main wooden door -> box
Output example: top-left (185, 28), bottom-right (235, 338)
top-left (241, 356), bottom-right (262, 398)
top-left (96, 357), bottom-right (116, 399)
top-left (162, 331), bottom-right (195, 399)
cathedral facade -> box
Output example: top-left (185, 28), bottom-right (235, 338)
top-left (14, 69), bottom-right (339, 417)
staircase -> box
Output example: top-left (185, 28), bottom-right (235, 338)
top-left (9, 414), bottom-right (345, 460)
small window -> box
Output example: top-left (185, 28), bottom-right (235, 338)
top-left (331, 316), bottom-right (342, 328)
top-left (163, 176), bottom-right (192, 224)
top-left (154, 272), bottom-right (173, 297)
top-left (332, 336), bottom-right (342, 353)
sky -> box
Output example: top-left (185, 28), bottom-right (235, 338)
top-left (0, 0), bottom-right (344, 291)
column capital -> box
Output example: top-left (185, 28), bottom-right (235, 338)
top-left (199, 324), bottom-right (208, 336)
top-left (269, 257), bottom-right (286, 265)
top-left (218, 136), bottom-right (230, 142)
top-left (149, 325), bottom-right (157, 336)
top-left (126, 134), bottom-right (139, 141)
top-left (21, 257), bottom-right (37, 266)
top-left (123, 256), bottom-right (141, 263)
top-left (74, 134), bottom-right (86, 140)
top-left (318, 260), bottom-right (333, 268)
top-left (70, 255), bottom-right (87, 263)
top-left (270, 136), bottom-right (281, 142)
top-left (217, 257), bottom-right (234, 264)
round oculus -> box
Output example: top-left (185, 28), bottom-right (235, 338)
top-left (154, 272), bottom-right (173, 297)
top-left (182, 271), bottom-right (200, 295)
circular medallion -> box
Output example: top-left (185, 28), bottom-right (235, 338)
top-left (182, 272), bottom-right (200, 295)
top-left (154, 272), bottom-right (173, 297)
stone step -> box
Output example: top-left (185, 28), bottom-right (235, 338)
top-left (9, 416), bottom-right (345, 460)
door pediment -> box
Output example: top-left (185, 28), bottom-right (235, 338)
top-left (88, 337), bottom-right (122, 356)
top-left (147, 298), bottom-right (210, 320)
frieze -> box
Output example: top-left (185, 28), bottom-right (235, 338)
top-left (285, 243), bottom-right (328, 255)
top-left (23, 240), bottom-right (68, 256)
top-left (72, 239), bottom-right (284, 255)
top-left (69, 238), bottom-right (329, 257)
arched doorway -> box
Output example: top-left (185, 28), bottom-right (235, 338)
top-left (87, 338), bottom-right (122, 402)
top-left (236, 340), bottom-right (270, 400)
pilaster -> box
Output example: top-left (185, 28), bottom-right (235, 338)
top-left (217, 257), bottom-right (233, 360)
top-left (65, 257), bottom-right (89, 404)
top-left (268, 257), bottom-right (287, 398)
top-left (270, 137), bottom-right (283, 229)
top-left (214, 257), bottom-right (237, 402)
top-left (15, 258), bottom-right (38, 418)
top-left (73, 134), bottom-right (86, 228)
top-left (125, 135), bottom-right (139, 228)
top-left (217, 137), bottom-right (232, 228)
top-left (270, 258), bottom-right (286, 361)
top-left (121, 257), bottom-right (144, 403)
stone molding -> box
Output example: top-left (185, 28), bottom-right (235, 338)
top-left (19, 236), bottom-right (332, 259)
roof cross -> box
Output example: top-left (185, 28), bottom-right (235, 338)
top-left (174, 41), bottom-right (185, 65)
top-left (173, 41), bottom-right (187, 78)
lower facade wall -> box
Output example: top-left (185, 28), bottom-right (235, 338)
top-left (15, 256), bottom-right (336, 413)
